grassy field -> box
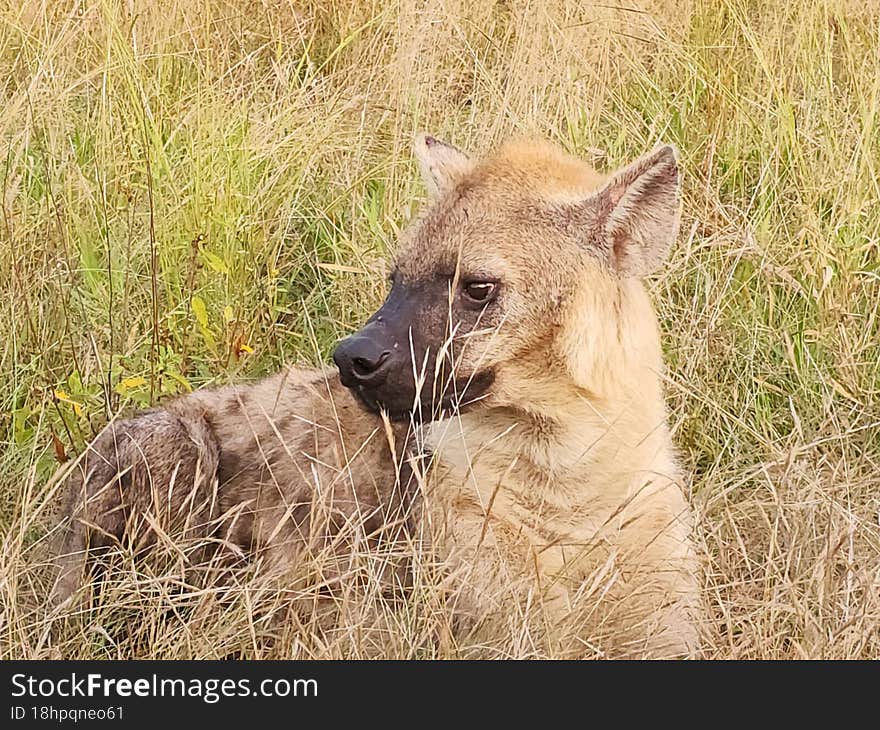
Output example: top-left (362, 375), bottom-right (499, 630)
top-left (1, 0), bottom-right (879, 658)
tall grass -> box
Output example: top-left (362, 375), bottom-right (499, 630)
top-left (1, 0), bottom-right (879, 658)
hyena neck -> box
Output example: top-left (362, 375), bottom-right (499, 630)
top-left (451, 384), bottom-right (675, 491)
top-left (551, 276), bottom-right (677, 483)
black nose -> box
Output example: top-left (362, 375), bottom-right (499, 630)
top-left (333, 334), bottom-right (392, 387)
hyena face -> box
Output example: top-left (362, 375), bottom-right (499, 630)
top-left (333, 134), bottom-right (681, 421)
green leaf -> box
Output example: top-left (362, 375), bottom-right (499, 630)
top-left (202, 251), bottom-right (229, 275)
top-left (191, 296), bottom-right (209, 329)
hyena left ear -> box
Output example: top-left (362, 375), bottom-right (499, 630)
top-left (588, 145), bottom-right (681, 277)
top-left (414, 133), bottom-right (473, 199)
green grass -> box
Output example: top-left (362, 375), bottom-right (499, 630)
top-left (1, 0), bottom-right (879, 658)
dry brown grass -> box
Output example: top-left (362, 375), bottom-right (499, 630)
top-left (1, 0), bottom-right (879, 658)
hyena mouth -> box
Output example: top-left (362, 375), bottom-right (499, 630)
top-left (351, 369), bottom-right (496, 423)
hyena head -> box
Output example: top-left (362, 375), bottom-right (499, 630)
top-left (333, 134), bottom-right (681, 422)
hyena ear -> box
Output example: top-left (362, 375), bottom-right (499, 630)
top-left (587, 145), bottom-right (681, 277)
top-left (414, 133), bottom-right (473, 198)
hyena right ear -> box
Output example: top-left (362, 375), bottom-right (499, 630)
top-left (414, 133), bottom-right (473, 199)
top-left (585, 145), bottom-right (682, 277)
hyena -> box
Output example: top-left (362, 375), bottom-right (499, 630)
top-left (52, 132), bottom-right (701, 658)
top-left (333, 134), bottom-right (702, 658)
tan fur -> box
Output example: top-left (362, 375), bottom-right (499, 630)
top-left (409, 136), bottom-right (702, 658)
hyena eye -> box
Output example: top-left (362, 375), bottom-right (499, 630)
top-left (462, 280), bottom-right (498, 305)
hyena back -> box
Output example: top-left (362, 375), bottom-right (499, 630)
top-left (51, 368), bottom-right (414, 606)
